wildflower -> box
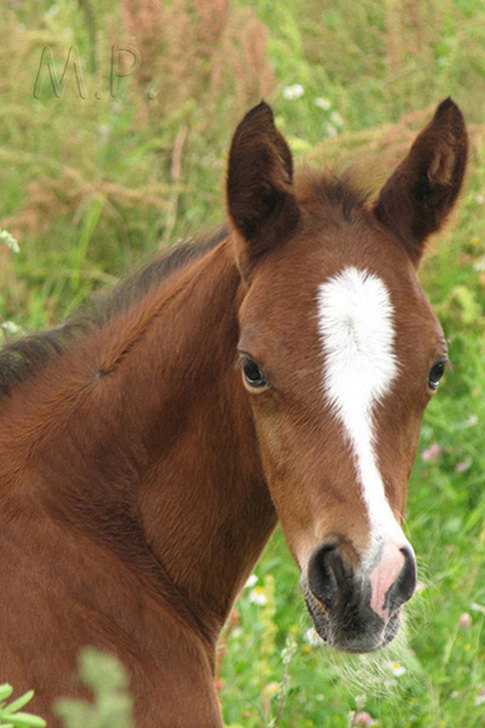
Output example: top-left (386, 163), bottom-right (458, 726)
top-left (387, 661), bottom-right (406, 678)
top-left (421, 443), bottom-right (442, 462)
top-left (304, 627), bottom-right (322, 647)
top-left (458, 612), bottom-right (472, 629)
top-left (0, 229), bottom-right (19, 254)
top-left (248, 586), bottom-right (267, 606)
top-left (324, 123), bottom-right (338, 138)
top-left (476, 195), bottom-right (484, 205)
top-left (352, 711), bottom-right (377, 726)
top-left (471, 602), bottom-right (485, 615)
top-left (473, 256), bottom-right (485, 272)
top-left (245, 574), bottom-right (258, 588)
top-left (461, 414), bottom-right (478, 428)
top-left (330, 111), bottom-right (344, 127)
top-left (416, 582), bottom-right (426, 594)
top-left (315, 96), bottom-right (331, 110)
top-left (303, 627), bottom-right (322, 652)
top-left (281, 634), bottom-right (297, 665)
top-left (455, 458), bottom-right (472, 473)
top-left (0, 321), bottom-right (24, 338)
top-left (283, 84), bottom-right (304, 100)
top-left (475, 688), bottom-right (485, 707)
top-left (262, 681), bottom-right (279, 700)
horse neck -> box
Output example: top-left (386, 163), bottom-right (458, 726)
top-left (7, 239), bottom-right (276, 641)
top-left (130, 240), bottom-right (277, 635)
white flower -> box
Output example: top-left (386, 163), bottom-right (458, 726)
top-left (304, 627), bottom-right (322, 647)
top-left (473, 256), bottom-right (485, 272)
top-left (0, 229), bottom-right (19, 253)
top-left (0, 320), bottom-right (24, 337)
top-left (330, 111), bottom-right (344, 127)
top-left (248, 587), bottom-right (267, 606)
top-left (475, 688), bottom-right (485, 707)
top-left (283, 84), bottom-right (304, 100)
top-left (387, 661), bottom-right (406, 678)
top-left (461, 414), bottom-right (478, 428)
top-left (471, 602), bottom-right (485, 615)
top-left (244, 574), bottom-right (258, 588)
top-left (315, 96), bottom-right (331, 110)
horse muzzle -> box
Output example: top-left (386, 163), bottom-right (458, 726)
top-left (301, 540), bottom-right (417, 653)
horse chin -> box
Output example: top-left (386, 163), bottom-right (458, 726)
top-left (303, 588), bottom-right (402, 654)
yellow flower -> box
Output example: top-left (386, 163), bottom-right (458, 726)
top-left (262, 682), bottom-right (279, 700)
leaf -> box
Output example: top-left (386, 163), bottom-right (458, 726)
top-left (0, 685), bottom-right (14, 703)
top-left (3, 712), bottom-right (46, 728)
top-left (2, 692), bottom-right (35, 716)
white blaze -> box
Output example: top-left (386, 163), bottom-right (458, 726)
top-left (316, 266), bottom-right (406, 557)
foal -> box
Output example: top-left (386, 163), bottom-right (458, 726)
top-left (0, 99), bottom-right (467, 727)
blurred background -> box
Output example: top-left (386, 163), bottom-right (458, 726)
top-left (0, 1), bottom-right (483, 727)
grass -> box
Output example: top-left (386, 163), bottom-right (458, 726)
top-left (0, 1), bottom-right (483, 727)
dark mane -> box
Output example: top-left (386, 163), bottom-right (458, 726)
top-left (0, 228), bottom-right (227, 399)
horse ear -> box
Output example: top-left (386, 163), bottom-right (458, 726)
top-left (227, 102), bottom-right (300, 271)
top-left (373, 98), bottom-right (468, 267)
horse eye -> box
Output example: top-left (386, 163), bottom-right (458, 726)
top-left (428, 361), bottom-right (446, 390)
top-left (242, 356), bottom-right (268, 389)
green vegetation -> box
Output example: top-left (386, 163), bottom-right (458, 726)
top-left (0, 683), bottom-right (46, 728)
top-left (1, 1), bottom-right (483, 727)
top-left (54, 649), bottom-right (133, 728)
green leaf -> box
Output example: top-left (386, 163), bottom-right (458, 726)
top-left (0, 685), bottom-right (14, 703)
top-left (3, 712), bottom-right (46, 728)
top-left (2, 692), bottom-right (35, 715)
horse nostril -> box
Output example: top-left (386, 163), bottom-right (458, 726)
top-left (307, 543), bottom-right (346, 610)
top-left (383, 544), bottom-right (417, 616)
top-left (369, 541), bottom-right (417, 620)
top-left (395, 545), bottom-right (417, 606)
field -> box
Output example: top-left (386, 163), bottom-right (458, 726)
top-left (0, 1), bottom-right (484, 727)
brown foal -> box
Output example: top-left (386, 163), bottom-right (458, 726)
top-left (0, 98), bottom-right (467, 726)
